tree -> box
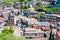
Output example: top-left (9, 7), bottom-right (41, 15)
top-left (0, 33), bottom-right (30, 40)
top-left (24, 0), bottom-right (27, 2)
top-left (39, 5), bottom-right (60, 13)
top-left (27, 0), bottom-right (31, 2)
top-left (5, 0), bottom-right (19, 5)
top-left (39, 5), bottom-right (47, 11)
top-left (49, 25), bottom-right (54, 40)
top-left (49, 28), bottom-right (52, 40)
top-left (20, 4), bottom-right (27, 10)
top-left (0, 26), bottom-right (30, 40)
top-left (2, 26), bottom-right (14, 33)
top-left (20, 0), bottom-right (24, 2)
top-left (36, 13), bottom-right (41, 20)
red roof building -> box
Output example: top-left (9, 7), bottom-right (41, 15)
top-left (55, 31), bottom-right (60, 40)
top-left (41, 26), bottom-right (50, 31)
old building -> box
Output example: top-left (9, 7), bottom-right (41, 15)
top-left (24, 28), bottom-right (44, 38)
top-left (7, 13), bottom-right (14, 26)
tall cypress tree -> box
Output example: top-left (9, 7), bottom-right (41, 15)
top-left (49, 25), bottom-right (54, 40)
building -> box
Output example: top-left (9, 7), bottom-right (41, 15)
top-left (0, 17), bottom-right (6, 27)
top-left (14, 15), bottom-right (28, 28)
top-left (0, 0), bottom-right (6, 6)
top-left (28, 18), bottom-right (38, 28)
top-left (56, 16), bottom-right (60, 22)
top-left (55, 31), bottom-right (60, 40)
top-left (57, 22), bottom-right (60, 31)
top-left (24, 28), bottom-right (44, 38)
top-left (37, 22), bottom-right (51, 31)
top-left (49, 0), bottom-right (60, 5)
top-left (40, 1), bottom-right (50, 7)
top-left (38, 22), bottom-right (51, 27)
top-left (8, 13), bottom-right (14, 26)
top-left (0, 17), bottom-right (5, 23)
top-left (41, 14), bottom-right (57, 22)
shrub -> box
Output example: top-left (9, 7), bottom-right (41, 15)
top-left (0, 26), bottom-right (30, 40)
top-left (5, 0), bottom-right (19, 6)
top-left (9, 26), bottom-right (14, 33)
top-left (2, 26), bottom-right (9, 34)
top-left (2, 26), bottom-right (14, 33)
top-left (20, 4), bottom-right (27, 10)
top-left (0, 34), bottom-right (30, 40)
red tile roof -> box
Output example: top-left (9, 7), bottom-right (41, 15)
top-left (57, 31), bottom-right (60, 36)
top-left (41, 26), bottom-right (50, 31)
top-left (55, 31), bottom-right (60, 40)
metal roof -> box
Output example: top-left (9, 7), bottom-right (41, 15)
top-left (38, 22), bottom-right (51, 26)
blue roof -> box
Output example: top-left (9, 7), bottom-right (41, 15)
top-left (51, 0), bottom-right (57, 1)
top-left (55, 4), bottom-right (60, 7)
top-left (45, 14), bottom-right (59, 17)
top-left (38, 22), bottom-right (51, 26)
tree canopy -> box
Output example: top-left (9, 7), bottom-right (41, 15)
top-left (39, 5), bottom-right (60, 12)
top-left (20, 4), bottom-right (27, 9)
top-left (0, 26), bottom-right (30, 40)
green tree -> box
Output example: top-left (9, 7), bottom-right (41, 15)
top-left (0, 34), bottom-right (30, 40)
top-left (20, 0), bottom-right (24, 2)
top-left (5, 0), bottom-right (19, 5)
top-left (0, 26), bottom-right (30, 40)
top-left (24, 0), bottom-right (27, 2)
top-left (20, 4), bottom-right (27, 10)
top-left (27, 0), bottom-right (31, 2)
top-left (36, 13), bottom-right (41, 20)
top-left (39, 5), bottom-right (47, 11)
top-left (2, 26), bottom-right (14, 34)
top-left (49, 25), bottom-right (54, 40)
top-left (9, 26), bottom-right (14, 33)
